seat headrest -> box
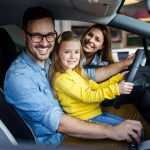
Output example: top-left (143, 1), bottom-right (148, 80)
top-left (0, 28), bottom-right (18, 89)
top-left (0, 28), bottom-right (18, 67)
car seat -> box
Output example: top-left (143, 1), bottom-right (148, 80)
top-left (0, 28), bottom-right (35, 144)
top-left (0, 88), bottom-right (35, 144)
top-left (0, 27), bottom-right (18, 89)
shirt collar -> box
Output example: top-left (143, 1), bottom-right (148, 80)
top-left (83, 53), bottom-right (100, 66)
top-left (91, 54), bottom-right (100, 65)
top-left (21, 50), bottom-right (51, 73)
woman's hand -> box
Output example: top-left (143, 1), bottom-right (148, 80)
top-left (120, 71), bottom-right (129, 78)
top-left (121, 53), bottom-right (135, 69)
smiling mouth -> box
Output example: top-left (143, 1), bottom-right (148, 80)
top-left (68, 61), bottom-right (76, 63)
top-left (84, 43), bottom-right (94, 49)
top-left (37, 47), bottom-right (50, 55)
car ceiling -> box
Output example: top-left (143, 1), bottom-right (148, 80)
top-left (0, 0), bottom-right (123, 27)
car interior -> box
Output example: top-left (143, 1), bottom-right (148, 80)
top-left (0, 0), bottom-right (150, 149)
top-left (0, 28), bottom-right (35, 145)
top-left (0, 28), bottom-right (19, 89)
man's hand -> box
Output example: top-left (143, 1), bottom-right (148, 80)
top-left (108, 120), bottom-right (142, 143)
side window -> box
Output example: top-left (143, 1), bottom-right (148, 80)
top-left (117, 52), bottom-right (129, 61)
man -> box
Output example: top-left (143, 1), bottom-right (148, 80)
top-left (4, 6), bottom-right (143, 149)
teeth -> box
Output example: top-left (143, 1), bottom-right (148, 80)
top-left (38, 48), bottom-right (48, 51)
top-left (68, 61), bottom-right (76, 63)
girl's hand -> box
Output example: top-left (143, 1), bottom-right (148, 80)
top-left (118, 80), bottom-right (134, 94)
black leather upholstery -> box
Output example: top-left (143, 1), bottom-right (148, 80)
top-left (0, 88), bottom-right (35, 144)
top-left (0, 28), bottom-right (35, 144)
top-left (0, 28), bottom-right (18, 89)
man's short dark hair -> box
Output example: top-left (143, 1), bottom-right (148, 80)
top-left (23, 6), bottom-right (54, 29)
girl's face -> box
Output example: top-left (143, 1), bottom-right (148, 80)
top-left (82, 27), bottom-right (104, 53)
top-left (59, 40), bottom-right (81, 72)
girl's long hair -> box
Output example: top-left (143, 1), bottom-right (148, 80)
top-left (50, 31), bottom-right (89, 86)
top-left (82, 24), bottom-right (116, 64)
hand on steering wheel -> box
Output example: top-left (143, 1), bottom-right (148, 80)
top-left (114, 49), bottom-right (144, 109)
top-left (125, 49), bottom-right (144, 82)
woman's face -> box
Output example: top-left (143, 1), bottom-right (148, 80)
top-left (82, 27), bottom-right (104, 53)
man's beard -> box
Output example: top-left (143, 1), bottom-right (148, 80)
top-left (26, 45), bottom-right (52, 61)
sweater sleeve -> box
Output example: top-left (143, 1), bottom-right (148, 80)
top-left (89, 73), bottom-right (123, 90)
top-left (53, 73), bottom-right (120, 104)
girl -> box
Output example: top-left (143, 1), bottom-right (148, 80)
top-left (50, 31), bottom-right (134, 125)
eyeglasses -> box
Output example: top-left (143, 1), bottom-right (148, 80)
top-left (25, 30), bottom-right (57, 43)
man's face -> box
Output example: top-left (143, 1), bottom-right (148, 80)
top-left (25, 17), bottom-right (55, 67)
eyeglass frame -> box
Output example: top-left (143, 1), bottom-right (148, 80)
top-left (25, 30), bottom-right (57, 43)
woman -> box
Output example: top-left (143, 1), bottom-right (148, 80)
top-left (81, 24), bottom-right (135, 82)
top-left (82, 24), bottom-right (115, 68)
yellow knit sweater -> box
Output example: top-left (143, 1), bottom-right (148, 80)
top-left (53, 71), bottom-right (123, 120)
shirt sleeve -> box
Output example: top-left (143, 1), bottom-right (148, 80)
top-left (84, 68), bottom-right (96, 80)
top-left (89, 73), bottom-right (123, 90)
top-left (4, 72), bottom-right (64, 133)
top-left (54, 74), bottom-right (120, 104)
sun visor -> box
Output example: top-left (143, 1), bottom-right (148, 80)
top-left (71, 0), bottom-right (122, 17)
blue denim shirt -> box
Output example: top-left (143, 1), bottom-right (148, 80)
top-left (83, 53), bottom-right (109, 67)
top-left (83, 54), bottom-right (109, 80)
top-left (4, 51), bottom-right (64, 146)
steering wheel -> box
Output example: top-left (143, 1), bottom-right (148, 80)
top-left (125, 49), bottom-right (144, 82)
top-left (114, 49), bottom-right (144, 109)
